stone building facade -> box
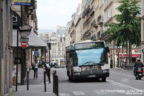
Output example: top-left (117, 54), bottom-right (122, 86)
top-left (11, 0), bottom-right (38, 84)
top-left (40, 26), bottom-right (66, 67)
top-left (141, 0), bottom-right (144, 62)
top-left (65, 0), bottom-right (142, 67)
top-left (0, 0), bottom-right (38, 95)
top-left (0, 0), bottom-right (13, 96)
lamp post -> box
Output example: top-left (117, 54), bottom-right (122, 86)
top-left (16, 24), bottom-right (31, 91)
top-left (16, 29), bottom-right (19, 92)
top-left (47, 42), bottom-right (51, 66)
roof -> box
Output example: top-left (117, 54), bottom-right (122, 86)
top-left (12, 29), bottom-right (47, 48)
top-left (28, 32), bottom-right (47, 48)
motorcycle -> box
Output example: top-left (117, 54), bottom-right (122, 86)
top-left (135, 67), bottom-right (143, 80)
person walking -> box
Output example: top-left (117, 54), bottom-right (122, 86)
top-left (33, 59), bottom-right (39, 79)
top-left (42, 58), bottom-right (51, 83)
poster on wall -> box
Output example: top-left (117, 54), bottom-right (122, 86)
top-left (13, 0), bottom-right (31, 6)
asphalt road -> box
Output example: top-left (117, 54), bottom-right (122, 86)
top-left (54, 68), bottom-right (144, 96)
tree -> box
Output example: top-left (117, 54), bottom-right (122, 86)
top-left (105, 0), bottom-right (141, 65)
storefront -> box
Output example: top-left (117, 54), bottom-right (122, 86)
top-left (119, 53), bottom-right (141, 64)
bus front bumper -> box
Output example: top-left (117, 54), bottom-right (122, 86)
top-left (73, 70), bottom-right (109, 79)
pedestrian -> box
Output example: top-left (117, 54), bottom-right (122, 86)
top-left (33, 59), bottom-right (39, 79)
top-left (110, 59), bottom-right (113, 68)
top-left (42, 58), bottom-right (51, 83)
top-left (133, 58), bottom-right (144, 75)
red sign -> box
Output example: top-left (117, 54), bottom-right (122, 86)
top-left (119, 54), bottom-right (141, 58)
top-left (21, 42), bottom-right (27, 48)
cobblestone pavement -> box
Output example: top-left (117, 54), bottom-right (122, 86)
top-left (13, 68), bottom-right (56, 96)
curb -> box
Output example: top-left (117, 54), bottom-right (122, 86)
top-left (4, 88), bottom-right (14, 96)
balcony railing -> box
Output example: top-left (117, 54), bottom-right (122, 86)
top-left (82, 5), bottom-right (94, 18)
top-left (75, 17), bottom-right (81, 27)
top-left (91, 35), bottom-right (96, 41)
top-left (101, 32), bottom-right (108, 40)
top-left (83, 29), bottom-right (91, 38)
top-left (83, 16), bottom-right (91, 26)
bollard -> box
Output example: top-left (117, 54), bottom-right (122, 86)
top-left (44, 71), bottom-right (46, 92)
top-left (55, 75), bottom-right (59, 96)
top-left (27, 71), bottom-right (29, 90)
top-left (53, 70), bottom-right (59, 96)
top-left (53, 71), bottom-right (56, 93)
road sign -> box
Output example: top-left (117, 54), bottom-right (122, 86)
top-left (13, 0), bottom-right (31, 6)
top-left (21, 42), bottom-right (27, 48)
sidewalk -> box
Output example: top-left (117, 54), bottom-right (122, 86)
top-left (13, 68), bottom-right (56, 96)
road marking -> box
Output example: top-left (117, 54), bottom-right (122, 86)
top-left (72, 91), bottom-right (85, 95)
top-left (60, 93), bottom-right (71, 96)
top-left (108, 80), bottom-right (139, 90)
top-left (120, 78), bottom-right (129, 82)
top-left (111, 71), bottom-right (134, 78)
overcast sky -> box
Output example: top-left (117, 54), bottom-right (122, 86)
top-left (37, 0), bottom-right (81, 33)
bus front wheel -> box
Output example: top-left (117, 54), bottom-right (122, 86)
top-left (68, 71), bottom-right (73, 81)
top-left (102, 77), bottom-right (106, 82)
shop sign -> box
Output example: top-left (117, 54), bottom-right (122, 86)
top-left (13, 0), bottom-right (31, 6)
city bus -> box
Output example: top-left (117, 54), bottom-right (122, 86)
top-left (65, 40), bottom-right (110, 82)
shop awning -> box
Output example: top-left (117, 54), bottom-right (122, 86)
top-left (12, 29), bottom-right (47, 48)
top-left (119, 54), bottom-right (141, 58)
top-left (28, 31), bottom-right (47, 48)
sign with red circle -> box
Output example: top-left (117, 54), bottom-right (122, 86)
top-left (21, 42), bottom-right (27, 48)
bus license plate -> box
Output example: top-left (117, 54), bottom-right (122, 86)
top-left (139, 73), bottom-right (142, 76)
top-left (88, 75), bottom-right (95, 78)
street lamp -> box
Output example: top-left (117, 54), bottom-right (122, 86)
top-left (19, 24), bottom-right (32, 37)
top-left (16, 24), bottom-right (31, 91)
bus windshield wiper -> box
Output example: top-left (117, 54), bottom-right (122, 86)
top-left (82, 61), bottom-right (96, 66)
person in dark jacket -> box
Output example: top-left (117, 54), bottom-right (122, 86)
top-left (133, 58), bottom-right (144, 75)
top-left (42, 58), bottom-right (51, 83)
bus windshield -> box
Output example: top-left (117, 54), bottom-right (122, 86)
top-left (74, 48), bottom-right (107, 66)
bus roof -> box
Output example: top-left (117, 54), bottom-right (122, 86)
top-left (66, 40), bottom-right (106, 50)
top-left (75, 40), bottom-right (105, 45)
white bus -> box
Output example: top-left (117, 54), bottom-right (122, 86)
top-left (66, 40), bottom-right (110, 82)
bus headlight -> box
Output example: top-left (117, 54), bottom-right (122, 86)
top-left (103, 69), bottom-right (109, 73)
top-left (73, 67), bottom-right (81, 72)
